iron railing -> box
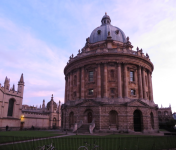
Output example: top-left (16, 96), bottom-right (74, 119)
top-left (0, 136), bottom-right (176, 150)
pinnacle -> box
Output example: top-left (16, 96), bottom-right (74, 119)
top-left (19, 73), bottom-right (24, 83)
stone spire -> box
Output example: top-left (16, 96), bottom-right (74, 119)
top-left (50, 94), bottom-right (54, 113)
top-left (42, 99), bottom-right (45, 109)
top-left (4, 76), bottom-right (10, 90)
top-left (19, 73), bottom-right (24, 83)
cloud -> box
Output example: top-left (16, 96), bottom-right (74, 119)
top-left (0, 16), bottom-right (67, 105)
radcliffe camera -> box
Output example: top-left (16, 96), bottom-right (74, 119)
top-left (0, 1), bottom-right (176, 150)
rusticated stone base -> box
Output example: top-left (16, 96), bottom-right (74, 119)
top-left (61, 99), bottom-right (159, 133)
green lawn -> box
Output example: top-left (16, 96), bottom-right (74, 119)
top-left (0, 131), bottom-right (61, 137)
top-left (0, 131), bottom-right (63, 144)
top-left (1, 134), bottom-right (176, 150)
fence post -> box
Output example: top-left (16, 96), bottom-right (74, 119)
top-left (118, 137), bottom-right (121, 150)
top-left (33, 137), bottom-right (34, 150)
top-left (13, 136), bottom-right (14, 150)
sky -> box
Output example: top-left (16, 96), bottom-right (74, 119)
top-left (0, 0), bottom-right (176, 112)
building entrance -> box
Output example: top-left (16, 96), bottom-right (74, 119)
top-left (87, 112), bottom-right (92, 123)
top-left (133, 110), bottom-right (142, 132)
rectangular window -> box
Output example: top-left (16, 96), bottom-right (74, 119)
top-left (73, 91), bottom-right (76, 97)
top-left (111, 88), bottom-right (115, 94)
top-left (89, 71), bottom-right (94, 82)
top-left (89, 89), bottom-right (94, 95)
top-left (131, 89), bottom-right (135, 95)
top-left (130, 71), bottom-right (134, 81)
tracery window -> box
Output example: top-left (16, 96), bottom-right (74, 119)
top-left (164, 111), bottom-right (168, 116)
top-left (89, 71), bottom-right (94, 82)
top-left (7, 99), bottom-right (14, 116)
top-left (130, 71), bottom-right (134, 81)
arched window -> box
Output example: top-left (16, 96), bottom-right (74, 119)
top-left (158, 111), bottom-right (161, 115)
top-left (74, 75), bottom-right (77, 86)
top-left (150, 112), bottom-right (154, 129)
top-left (164, 111), bottom-right (168, 116)
top-left (110, 70), bottom-right (114, 79)
top-left (69, 112), bottom-right (74, 128)
top-left (7, 99), bottom-right (14, 116)
top-left (53, 118), bottom-right (56, 125)
top-left (109, 110), bottom-right (118, 124)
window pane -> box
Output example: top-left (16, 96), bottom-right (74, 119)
top-left (89, 71), bottom-right (94, 82)
top-left (89, 89), bottom-right (93, 95)
top-left (131, 89), bottom-right (135, 95)
top-left (130, 71), bottom-right (134, 81)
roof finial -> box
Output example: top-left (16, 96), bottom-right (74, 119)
top-left (105, 12), bottom-right (107, 15)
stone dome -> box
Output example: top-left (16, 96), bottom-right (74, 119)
top-left (89, 13), bottom-right (127, 44)
top-left (47, 100), bottom-right (57, 109)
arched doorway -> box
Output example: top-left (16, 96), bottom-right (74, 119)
top-left (150, 112), bottom-right (154, 129)
top-left (133, 110), bottom-right (142, 132)
top-left (109, 110), bottom-right (118, 124)
top-left (87, 112), bottom-right (92, 123)
top-left (69, 112), bottom-right (74, 129)
top-left (53, 117), bottom-right (56, 129)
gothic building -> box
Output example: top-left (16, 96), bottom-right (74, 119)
top-left (0, 74), bottom-right (61, 130)
top-left (62, 13), bottom-right (159, 133)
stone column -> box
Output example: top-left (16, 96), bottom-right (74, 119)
top-left (117, 63), bottom-right (122, 98)
top-left (67, 74), bottom-right (70, 100)
top-left (124, 64), bottom-right (128, 98)
top-left (142, 68), bottom-right (147, 99)
top-left (104, 63), bottom-right (108, 98)
top-left (148, 71), bottom-right (153, 101)
top-left (97, 63), bottom-right (101, 98)
top-left (81, 67), bottom-right (85, 99)
top-left (64, 77), bottom-right (67, 103)
top-left (138, 66), bottom-right (143, 99)
top-left (77, 68), bottom-right (80, 99)
top-left (70, 72), bottom-right (73, 100)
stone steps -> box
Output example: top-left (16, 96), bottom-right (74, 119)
top-left (77, 124), bottom-right (90, 133)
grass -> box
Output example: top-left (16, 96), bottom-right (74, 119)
top-left (0, 130), bottom-right (60, 137)
top-left (0, 131), bottom-right (63, 144)
top-left (1, 134), bottom-right (176, 150)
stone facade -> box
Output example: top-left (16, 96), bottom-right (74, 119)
top-left (0, 74), bottom-right (61, 130)
top-left (158, 106), bottom-right (173, 123)
top-left (62, 13), bottom-right (159, 133)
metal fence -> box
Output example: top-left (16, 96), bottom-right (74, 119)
top-left (0, 136), bottom-right (176, 150)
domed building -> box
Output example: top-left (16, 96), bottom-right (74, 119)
top-left (62, 13), bottom-right (159, 133)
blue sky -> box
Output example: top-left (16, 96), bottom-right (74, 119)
top-left (0, 0), bottom-right (176, 111)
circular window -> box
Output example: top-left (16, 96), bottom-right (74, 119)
top-left (97, 30), bottom-right (101, 35)
top-left (115, 30), bottom-right (119, 34)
